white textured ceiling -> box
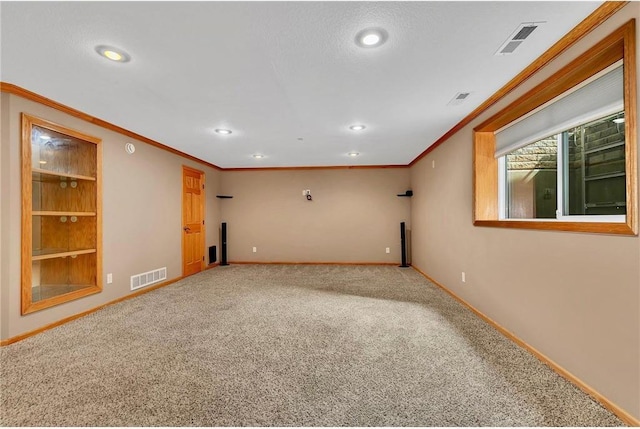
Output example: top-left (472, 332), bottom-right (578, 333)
top-left (1, 1), bottom-right (602, 168)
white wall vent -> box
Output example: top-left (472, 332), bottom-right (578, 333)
top-left (130, 267), bottom-right (167, 291)
top-left (495, 22), bottom-right (545, 56)
top-left (448, 92), bottom-right (472, 106)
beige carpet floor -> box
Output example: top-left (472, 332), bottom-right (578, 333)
top-left (0, 264), bottom-right (624, 426)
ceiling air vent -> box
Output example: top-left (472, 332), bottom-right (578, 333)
top-left (495, 22), bottom-right (545, 56)
top-left (448, 92), bottom-right (471, 106)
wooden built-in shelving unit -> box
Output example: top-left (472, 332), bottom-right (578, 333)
top-left (21, 114), bottom-right (102, 314)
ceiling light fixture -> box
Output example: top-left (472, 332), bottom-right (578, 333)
top-left (348, 152), bottom-right (360, 157)
top-left (95, 45), bottom-right (131, 63)
top-left (349, 124), bottom-right (366, 131)
top-left (355, 28), bottom-right (388, 48)
top-left (253, 154), bottom-right (264, 159)
top-left (215, 129), bottom-right (232, 135)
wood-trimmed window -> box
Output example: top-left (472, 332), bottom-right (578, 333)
top-left (473, 20), bottom-right (637, 235)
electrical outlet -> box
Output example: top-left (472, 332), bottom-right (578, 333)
top-left (107, 273), bottom-right (113, 284)
top-left (461, 272), bottom-right (466, 283)
top-left (385, 247), bottom-right (390, 254)
top-left (252, 247), bottom-right (257, 253)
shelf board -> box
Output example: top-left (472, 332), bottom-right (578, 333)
top-left (33, 283), bottom-right (95, 288)
top-left (32, 168), bottom-right (96, 182)
top-left (584, 171), bottom-right (625, 182)
top-left (32, 211), bottom-right (96, 216)
top-left (32, 248), bottom-right (96, 261)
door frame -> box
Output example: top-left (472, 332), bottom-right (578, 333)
top-left (181, 165), bottom-right (206, 276)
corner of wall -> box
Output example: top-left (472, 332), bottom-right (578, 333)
top-left (0, 92), bottom-right (12, 340)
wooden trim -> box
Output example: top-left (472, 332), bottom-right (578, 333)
top-left (623, 19), bottom-right (638, 235)
top-left (411, 265), bottom-right (640, 427)
top-left (1, 83), bottom-right (222, 171)
top-left (474, 219), bottom-right (635, 235)
top-left (4, 83), bottom-right (406, 172)
top-left (21, 114), bottom-right (33, 314)
top-left (223, 165), bottom-right (408, 172)
top-left (1, 276), bottom-right (184, 346)
top-left (473, 132), bottom-right (498, 221)
top-left (229, 261), bottom-right (401, 266)
top-left (23, 113), bottom-right (102, 144)
top-left (22, 286), bottom-right (103, 315)
top-left (96, 124), bottom-right (104, 302)
top-left (409, 1), bottom-right (628, 167)
top-left (473, 20), bottom-right (637, 236)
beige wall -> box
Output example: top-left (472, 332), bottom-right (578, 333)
top-left (1, 93), bottom-right (9, 338)
top-left (220, 169), bottom-right (411, 263)
top-left (1, 3), bottom-right (638, 421)
top-left (0, 93), bottom-right (411, 339)
top-left (0, 93), bottom-right (222, 340)
top-left (410, 4), bottom-right (640, 420)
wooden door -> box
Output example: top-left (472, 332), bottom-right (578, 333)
top-left (182, 166), bottom-right (205, 276)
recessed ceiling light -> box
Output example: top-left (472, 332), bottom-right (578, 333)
top-left (349, 124), bottom-right (366, 131)
top-left (348, 152), bottom-right (360, 157)
top-left (613, 118), bottom-right (625, 124)
top-left (215, 129), bottom-right (232, 135)
top-left (363, 34), bottom-right (380, 45)
top-left (355, 28), bottom-right (388, 48)
top-left (95, 45), bottom-right (131, 63)
top-left (253, 154), bottom-right (264, 159)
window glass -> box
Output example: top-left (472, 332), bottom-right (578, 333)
top-left (505, 137), bottom-right (557, 219)
top-left (566, 112), bottom-right (626, 216)
top-left (503, 111), bottom-right (625, 220)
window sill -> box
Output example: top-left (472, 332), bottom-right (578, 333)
top-left (473, 219), bottom-right (636, 235)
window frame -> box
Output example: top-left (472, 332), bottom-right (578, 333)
top-left (473, 20), bottom-right (637, 235)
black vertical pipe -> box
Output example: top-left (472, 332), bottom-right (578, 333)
top-left (220, 222), bottom-right (229, 266)
top-left (400, 221), bottom-right (409, 267)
